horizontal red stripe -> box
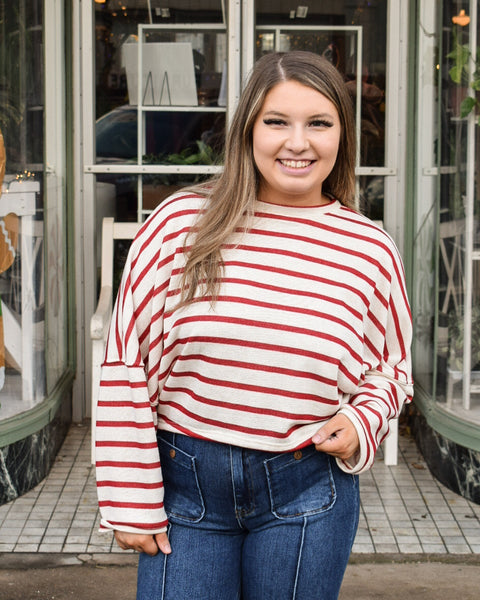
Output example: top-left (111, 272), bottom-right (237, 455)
top-left (97, 400), bottom-right (151, 409)
top-left (223, 242), bottom-right (377, 293)
top-left (203, 293), bottom-right (363, 343)
top-left (100, 380), bottom-right (147, 389)
top-left (162, 334), bottom-right (338, 365)
top-left (246, 225), bottom-right (391, 281)
top-left (167, 315), bottom-right (363, 363)
top-left (107, 519), bottom-right (168, 530)
top-left (167, 371), bottom-right (337, 404)
top-left (99, 500), bottom-right (164, 510)
top-left (97, 480), bottom-right (163, 490)
top-left (163, 383), bottom-right (337, 418)
top-left (96, 460), bottom-right (161, 469)
top-left (96, 440), bottom-right (158, 450)
top-left (161, 399), bottom-right (326, 439)
top-left (96, 420), bottom-right (153, 429)
top-left (170, 353), bottom-right (336, 387)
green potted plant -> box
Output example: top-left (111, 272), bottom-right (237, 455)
top-left (446, 26), bottom-right (480, 122)
top-left (142, 140), bottom-right (219, 210)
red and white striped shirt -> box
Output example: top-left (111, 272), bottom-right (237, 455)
top-left (96, 193), bottom-right (413, 534)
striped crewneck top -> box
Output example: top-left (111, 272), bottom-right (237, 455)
top-left (96, 192), bottom-right (413, 534)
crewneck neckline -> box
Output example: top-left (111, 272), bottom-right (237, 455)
top-left (255, 198), bottom-right (340, 215)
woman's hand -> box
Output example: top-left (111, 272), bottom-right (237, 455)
top-left (114, 530), bottom-right (171, 556)
top-left (311, 413), bottom-right (360, 461)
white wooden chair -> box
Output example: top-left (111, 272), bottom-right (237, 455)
top-left (90, 217), bottom-right (399, 465)
top-left (90, 218), bottom-right (140, 463)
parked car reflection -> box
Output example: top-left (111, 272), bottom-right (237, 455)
top-left (95, 105), bottom-right (225, 162)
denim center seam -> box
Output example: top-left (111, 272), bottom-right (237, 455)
top-left (229, 446), bottom-right (244, 529)
top-left (230, 446), bottom-right (256, 527)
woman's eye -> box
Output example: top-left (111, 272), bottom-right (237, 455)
top-left (310, 119), bottom-right (334, 128)
top-left (263, 118), bottom-right (286, 126)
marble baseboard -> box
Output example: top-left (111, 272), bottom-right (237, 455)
top-left (409, 408), bottom-right (480, 505)
top-left (0, 398), bottom-right (71, 505)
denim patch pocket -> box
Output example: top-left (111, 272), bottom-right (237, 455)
top-left (157, 434), bottom-right (205, 523)
top-left (264, 447), bottom-right (336, 519)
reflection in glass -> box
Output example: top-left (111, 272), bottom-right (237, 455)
top-left (434, 3), bottom-right (480, 423)
top-left (0, 0), bottom-right (47, 416)
top-left (142, 173), bottom-right (210, 214)
top-left (359, 176), bottom-right (384, 222)
top-left (95, 0), bottom-right (226, 164)
top-left (96, 107), bottom-right (225, 164)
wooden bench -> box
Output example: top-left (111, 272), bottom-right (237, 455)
top-left (90, 217), bottom-right (399, 465)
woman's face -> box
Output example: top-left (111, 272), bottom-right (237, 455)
top-left (252, 80), bottom-right (341, 207)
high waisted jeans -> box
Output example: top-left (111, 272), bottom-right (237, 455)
top-left (136, 431), bottom-right (360, 600)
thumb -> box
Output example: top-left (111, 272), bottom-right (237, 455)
top-left (155, 531), bottom-right (172, 555)
top-left (312, 417), bottom-right (342, 445)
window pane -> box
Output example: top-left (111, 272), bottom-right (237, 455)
top-left (434, 2), bottom-right (480, 423)
top-left (96, 107), bottom-right (225, 164)
top-left (0, 0), bottom-right (46, 416)
top-left (95, 2), bottom-right (227, 166)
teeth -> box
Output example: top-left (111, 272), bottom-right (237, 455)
top-left (280, 159), bottom-right (312, 168)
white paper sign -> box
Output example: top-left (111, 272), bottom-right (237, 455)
top-left (122, 42), bottom-right (198, 107)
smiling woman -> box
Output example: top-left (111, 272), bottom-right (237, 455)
top-left (252, 80), bottom-right (341, 207)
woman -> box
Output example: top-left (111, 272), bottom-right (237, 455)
top-left (96, 51), bottom-right (413, 600)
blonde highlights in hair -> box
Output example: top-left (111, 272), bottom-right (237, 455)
top-left (179, 51), bottom-right (356, 306)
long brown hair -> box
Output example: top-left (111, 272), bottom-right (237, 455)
top-left (179, 51), bottom-right (356, 306)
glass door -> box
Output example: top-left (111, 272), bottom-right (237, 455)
top-left (243, 0), bottom-right (407, 233)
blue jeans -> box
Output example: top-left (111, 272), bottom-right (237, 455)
top-left (137, 431), bottom-right (359, 600)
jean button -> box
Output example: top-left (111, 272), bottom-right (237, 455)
top-left (293, 450), bottom-right (302, 460)
top-left (170, 449), bottom-right (176, 459)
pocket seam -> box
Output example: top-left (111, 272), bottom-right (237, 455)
top-left (265, 452), bottom-right (337, 519)
top-left (158, 437), bottom-right (206, 523)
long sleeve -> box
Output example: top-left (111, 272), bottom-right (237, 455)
top-left (337, 239), bottom-right (413, 474)
top-left (95, 222), bottom-right (170, 534)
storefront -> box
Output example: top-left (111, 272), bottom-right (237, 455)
top-left (0, 0), bottom-right (74, 503)
top-left (0, 0), bottom-right (478, 504)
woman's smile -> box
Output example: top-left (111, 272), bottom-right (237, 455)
top-left (278, 159), bottom-right (315, 170)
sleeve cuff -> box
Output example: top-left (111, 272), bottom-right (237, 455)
top-left (335, 406), bottom-right (374, 474)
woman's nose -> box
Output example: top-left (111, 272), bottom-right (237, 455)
top-left (284, 126), bottom-right (310, 153)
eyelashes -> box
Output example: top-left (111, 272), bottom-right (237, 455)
top-left (310, 119), bottom-right (334, 128)
top-left (262, 118), bottom-right (334, 128)
top-left (263, 118), bottom-right (286, 126)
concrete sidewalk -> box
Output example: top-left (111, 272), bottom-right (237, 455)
top-left (0, 552), bottom-right (479, 600)
top-left (2, 422), bottom-right (480, 555)
top-left (1, 422), bottom-right (480, 599)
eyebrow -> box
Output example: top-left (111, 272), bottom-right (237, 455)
top-left (262, 110), bottom-right (336, 119)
